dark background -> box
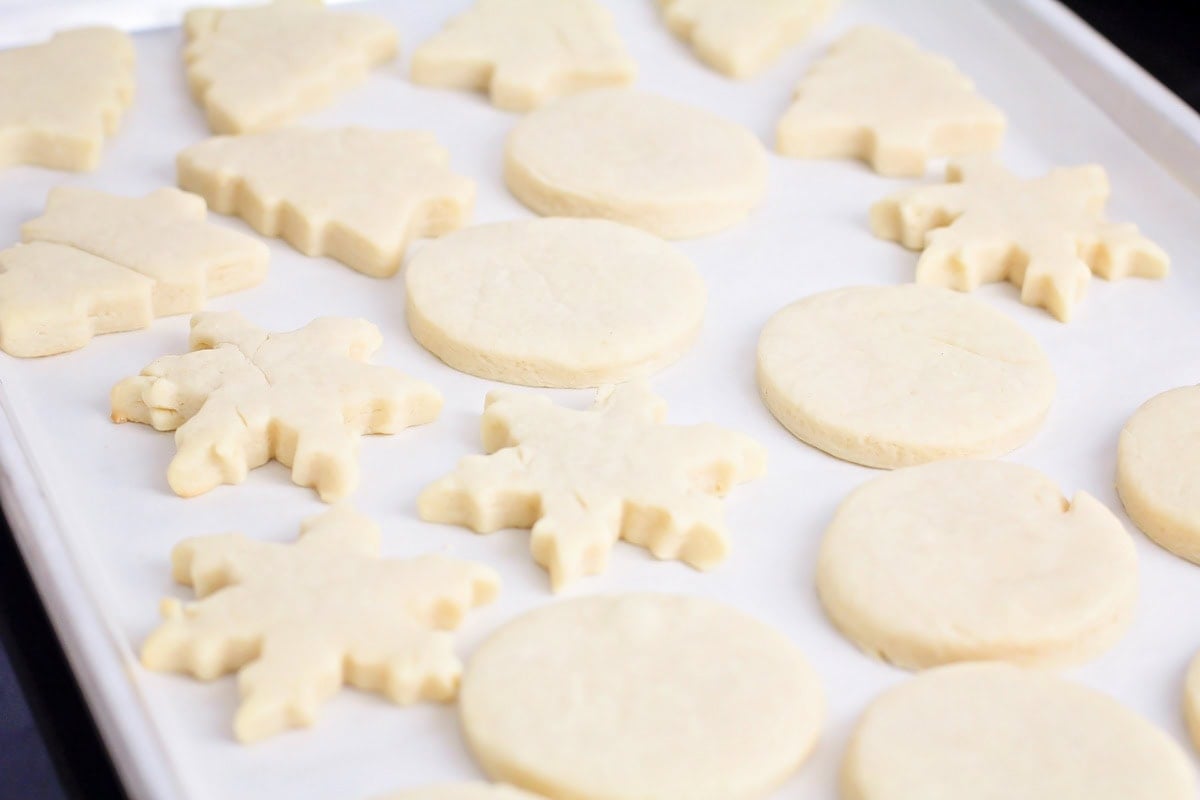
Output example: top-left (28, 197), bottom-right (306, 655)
top-left (2, 2), bottom-right (1199, 798)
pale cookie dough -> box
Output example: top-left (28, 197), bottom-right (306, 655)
top-left (1, 188), bottom-right (267, 358)
top-left (872, 159), bottom-right (1169, 321)
top-left (460, 594), bottom-right (823, 800)
top-left (141, 505), bottom-right (499, 743)
top-left (111, 311), bottom-right (442, 501)
top-left (1184, 651), bottom-right (1200, 755)
top-left (405, 219), bottom-right (706, 387)
top-left (419, 382), bottom-right (765, 589)
top-left (505, 89), bottom-right (767, 238)
top-left (818, 460), bottom-right (1137, 670)
top-left (0, 27), bottom-right (134, 171)
top-left (411, 0), bottom-right (636, 111)
top-left (178, 127), bottom-right (475, 277)
top-left (1117, 384), bottom-right (1200, 563)
top-left (659, 0), bottom-right (837, 78)
top-left (777, 26), bottom-right (1004, 176)
top-left (378, 784), bottom-right (546, 800)
top-left (757, 285), bottom-right (1054, 468)
top-left (184, 0), bottom-right (398, 133)
top-left (843, 662), bottom-right (1195, 800)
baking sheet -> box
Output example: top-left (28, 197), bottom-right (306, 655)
top-left (2, 1), bottom-right (1200, 797)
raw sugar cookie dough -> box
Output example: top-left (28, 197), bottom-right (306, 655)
top-left (141, 506), bottom-right (498, 743)
top-left (405, 218), bottom-right (706, 387)
top-left (420, 382), bottom-right (765, 590)
top-left (459, 594), bottom-right (823, 800)
top-left (1117, 384), bottom-right (1200, 563)
top-left (818, 460), bottom-right (1137, 670)
top-left (658, 0), bottom-right (837, 79)
top-left (872, 159), bottom-right (1168, 321)
top-left (757, 284), bottom-right (1054, 468)
top-left (777, 26), bottom-right (1004, 176)
top-left (1185, 651), bottom-right (1200, 754)
top-left (411, 0), bottom-right (635, 111)
top-left (843, 663), bottom-right (1195, 800)
top-left (178, 127), bottom-right (475, 277)
top-left (184, 0), bottom-right (398, 133)
top-left (504, 89), bottom-right (767, 238)
top-left (0, 27), bottom-right (134, 171)
top-left (378, 785), bottom-right (546, 800)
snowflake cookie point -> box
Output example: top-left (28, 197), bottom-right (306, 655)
top-left (112, 311), bottom-right (442, 500)
top-left (411, 0), bottom-right (636, 111)
top-left (419, 382), bottom-right (765, 590)
top-left (141, 505), bottom-right (499, 743)
top-left (777, 26), bottom-right (1005, 176)
top-left (872, 159), bottom-right (1169, 321)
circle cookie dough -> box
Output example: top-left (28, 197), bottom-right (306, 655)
top-left (1184, 651), bottom-right (1200, 755)
top-left (844, 662), bottom-right (1196, 800)
top-left (504, 89), bottom-right (767, 238)
top-left (817, 460), bottom-right (1137, 670)
top-left (459, 593), bottom-right (824, 800)
top-left (405, 218), bottom-right (706, 387)
top-left (756, 284), bottom-right (1055, 468)
top-left (1117, 384), bottom-right (1200, 563)
top-left (380, 784), bottom-right (546, 800)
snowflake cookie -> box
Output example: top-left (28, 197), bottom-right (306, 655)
top-left (111, 311), bottom-right (442, 501)
top-left (419, 382), bottom-right (766, 590)
top-left (177, 127), bottom-right (476, 277)
top-left (871, 159), bottom-right (1169, 321)
top-left (141, 505), bottom-right (499, 743)
top-left (659, 0), bottom-right (837, 78)
top-left (777, 26), bottom-right (1005, 176)
top-left (183, 0), bottom-right (398, 133)
top-left (412, 0), bottom-right (636, 111)
top-left (0, 187), bottom-right (267, 358)
top-left (0, 27), bottom-right (135, 171)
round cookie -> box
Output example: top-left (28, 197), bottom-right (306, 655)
top-left (379, 784), bottom-right (546, 800)
top-left (844, 662), bottom-right (1195, 800)
top-left (1184, 651), bottom-right (1200, 755)
top-left (459, 593), bottom-right (823, 800)
top-left (405, 218), bottom-right (706, 387)
top-left (1117, 384), bottom-right (1200, 563)
top-left (817, 459), bottom-right (1137, 670)
top-left (504, 89), bottom-right (767, 238)
top-left (756, 284), bottom-right (1055, 468)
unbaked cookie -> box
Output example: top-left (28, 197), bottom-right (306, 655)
top-left (411, 0), bottom-right (635, 110)
top-left (142, 506), bottom-right (499, 743)
top-left (420, 382), bottom-right (764, 589)
top-left (1117, 384), bottom-right (1200, 563)
top-left (818, 459), bottom-right (1137, 669)
top-left (777, 26), bottom-right (1004, 176)
top-left (658, 0), bottom-right (837, 78)
top-left (1184, 651), bottom-right (1200, 755)
top-left (378, 784), bottom-right (546, 800)
top-left (757, 285), bottom-right (1054, 468)
top-left (843, 662), bottom-right (1195, 800)
top-left (111, 311), bottom-right (442, 501)
top-left (872, 159), bottom-right (1168, 321)
top-left (504, 89), bottom-right (767, 238)
top-left (0, 27), bottom-right (134, 171)
top-left (405, 218), bottom-right (706, 387)
top-left (178, 127), bottom-right (475, 277)
top-left (184, 0), bottom-right (398, 133)
top-left (459, 593), bottom-right (823, 800)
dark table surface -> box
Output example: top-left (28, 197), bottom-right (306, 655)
top-left (2, 2), bottom-right (1199, 798)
